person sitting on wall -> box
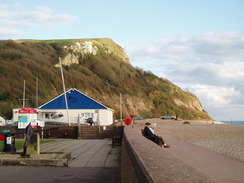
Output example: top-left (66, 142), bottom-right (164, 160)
top-left (144, 122), bottom-right (170, 148)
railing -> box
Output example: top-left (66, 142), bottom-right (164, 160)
top-left (0, 125), bottom-right (124, 139)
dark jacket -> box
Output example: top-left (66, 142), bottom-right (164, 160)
top-left (144, 126), bottom-right (156, 137)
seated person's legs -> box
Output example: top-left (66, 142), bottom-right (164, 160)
top-left (156, 136), bottom-right (170, 148)
top-left (157, 136), bottom-right (164, 146)
top-left (147, 136), bottom-right (157, 143)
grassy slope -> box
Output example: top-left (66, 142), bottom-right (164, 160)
top-left (0, 39), bottom-right (212, 120)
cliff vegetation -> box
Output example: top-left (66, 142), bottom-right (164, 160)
top-left (0, 38), bottom-right (212, 121)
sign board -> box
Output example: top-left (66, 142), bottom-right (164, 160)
top-left (18, 107), bottom-right (37, 129)
top-left (18, 114), bottom-right (29, 129)
top-left (6, 137), bottom-right (11, 144)
top-left (37, 120), bottom-right (45, 127)
top-left (18, 107), bottom-right (37, 114)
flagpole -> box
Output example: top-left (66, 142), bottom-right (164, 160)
top-left (19, 80), bottom-right (29, 108)
top-left (23, 80), bottom-right (26, 108)
top-left (120, 93), bottom-right (122, 122)
top-left (59, 57), bottom-right (70, 126)
top-left (36, 77), bottom-right (38, 108)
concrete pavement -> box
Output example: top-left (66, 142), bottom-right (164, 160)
top-left (41, 139), bottom-right (120, 167)
top-left (1, 133), bottom-right (243, 182)
top-left (163, 135), bottom-right (244, 183)
top-left (0, 139), bottom-right (121, 183)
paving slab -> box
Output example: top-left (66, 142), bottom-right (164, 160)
top-left (0, 139), bottom-right (120, 183)
top-left (41, 139), bottom-right (120, 167)
top-left (0, 166), bottom-right (119, 183)
top-left (163, 135), bottom-right (244, 183)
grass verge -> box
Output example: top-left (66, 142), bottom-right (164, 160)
top-left (0, 139), bottom-right (55, 152)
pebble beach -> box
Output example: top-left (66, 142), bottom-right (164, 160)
top-left (134, 118), bottom-right (244, 162)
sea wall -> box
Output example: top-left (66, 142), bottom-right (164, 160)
top-left (121, 126), bottom-right (215, 183)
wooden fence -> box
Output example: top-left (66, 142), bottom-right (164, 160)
top-left (0, 125), bottom-right (124, 139)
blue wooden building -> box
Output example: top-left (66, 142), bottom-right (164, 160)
top-left (37, 88), bottom-right (114, 125)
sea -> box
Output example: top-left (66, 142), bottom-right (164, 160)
top-left (220, 121), bottom-right (244, 125)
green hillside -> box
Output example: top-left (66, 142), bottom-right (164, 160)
top-left (0, 38), bottom-right (212, 121)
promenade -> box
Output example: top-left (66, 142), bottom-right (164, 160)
top-left (0, 125), bottom-right (243, 183)
top-left (163, 135), bottom-right (244, 183)
top-left (132, 120), bottom-right (244, 183)
top-left (41, 139), bottom-right (120, 167)
top-left (0, 139), bottom-right (121, 183)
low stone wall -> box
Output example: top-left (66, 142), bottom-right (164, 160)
top-left (121, 126), bottom-right (215, 183)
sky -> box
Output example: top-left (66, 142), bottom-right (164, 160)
top-left (1, 0), bottom-right (244, 121)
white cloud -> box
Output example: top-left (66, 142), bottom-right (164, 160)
top-left (210, 63), bottom-right (244, 80)
top-left (205, 103), bottom-right (244, 121)
top-left (163, 62), bottom-right (244, 87)
top-left (0, 3), bottom-right (78, 28)
top-left (0, 28), bottom-right (24, 38)
top-left (187, 84), bottom-right (241, 107)
top-left (128, 31), bottom-right (244, 63)
top-left (128, 32), bottom-right (244, 120)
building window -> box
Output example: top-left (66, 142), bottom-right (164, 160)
top-left (81, 113), bottom-right (94, 119)
top-left (45, 113), bottom-right (49, 119)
